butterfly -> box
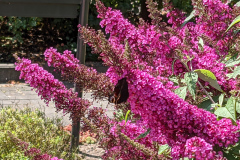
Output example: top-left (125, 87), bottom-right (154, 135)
top-left (109, 78), bottom-right (129, 104)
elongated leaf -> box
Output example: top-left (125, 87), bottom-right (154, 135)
top-left (214, 96), bottom-right (236, 123)
top-left (214, 107), bottom-right (236, 122)
top-left (194, 69), bottom-right (216, 80)
top-left (225, 59), bottom-right (240, 67)
top-left (227, 66), bottom-right (240, 79)
top-left (223, 151), bottom-right (237, 160)
top-left (198, 95), bottom-right (220, 111)
top-left (236, 100), bottom-right (240, 114)
top-left (174, 86), bottom-right (187, 100)
top-left (226, 15), bottom-right (240, 32)
top-left (181, 10), bottom-right (196, 28)
top-left (125, 110), bottom-right (131, 125)
top-left (136, 128), bottom-right (151, 140)
top-left (194, 69), bottom-right (223, 92)
top-left (184, 72), bottom-right (198, 100)
top-left (169, 76), bottom-right (179, 85)
top-left (224, 53), bottom-right (240, 67)
top-left (230, 144), bottom-right (240, 155)
top-left (224, 53), bottom-right (238, 61)
top-left (224, 96), bottom-right (236, 118)
top-left (219, 93), bottom-right (225, 107)
top-left (158, 144), bottom-right (170, 155)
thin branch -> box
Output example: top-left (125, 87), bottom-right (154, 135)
top-left (197, 81), bottom-right (215, 104)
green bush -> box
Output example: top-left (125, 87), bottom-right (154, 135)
top-left (0, 107), bottom-right (80, 160)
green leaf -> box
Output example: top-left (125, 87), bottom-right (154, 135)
top-left (125, 110), bottom-right (131, 125)
top-left (236, 100), bottom-right (240, 114)
top-left (227, 66), bottom-right (240, 79)
top-left (169, 76), bottom-right (179, 85)
top-left (233, 29), bottom-right (240, 36)
top-left (214, 96), bottom-right (236, 123)
top-left (198, 95), bottom-right (220, 111)
top-left (214, 107), bottom-right (236, 123)
top-left (225, 54), bottom-right (240, 67)
top-left (158, 144), bottom-right (170, 155)
top-left (172, 0), bottom-right (178, 6)
top-left (184, 72), bottom-right (198, 100)
top-left (219, 93), bottom-right (225, 107)
top-left (172, 59), bottom-right (177, 75)
top-left (211, 103), bottom-right (218, 109)
top-left (230, 144), bottom-right (240, 155)
top-left (194, 69), bottom-right (223, 92)
top-left (181, 10), bottom-right (196, 28)
top-left (225, 59), bottom-right (240, 67)
top-left (174, 86), bottom-right (187, 100)
top-left (225, 96), bottom-right (236, 116)
top-left (226, 15), bottom-right (240, 32)
top-left (136, 128), bottom-right (151, 140)
top-left (223, 151), bottom-right (237, 160)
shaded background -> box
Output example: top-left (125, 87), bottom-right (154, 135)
top-left (2, 0), bottom-right (237, 63)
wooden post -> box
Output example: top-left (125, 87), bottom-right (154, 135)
top-left (70, 0), bottom-right (90, 150)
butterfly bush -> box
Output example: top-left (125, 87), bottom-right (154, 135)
top-left (102, 120), bottom-right (154, 160)
top-left (15, 58), bottom-right (91, 120)
top-left (78, 0), bottom-right (240, 159)
top-left (44, 47), bottom-right (114, 99)
top-left (95, 0), bottom-right (240, 92)
top-left (126, 69), bottom-right (240, 159)
top-left (184, 137), bottom-right (215, 159)
top-left (15, 0), bottom-right (240, 159)
top-left (83, 107), bottom-right (162, 160)
top-left (96, 0), bottom-right (173, 78)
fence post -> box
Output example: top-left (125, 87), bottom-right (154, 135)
top-left (70, 0), bottom-right (90, 150)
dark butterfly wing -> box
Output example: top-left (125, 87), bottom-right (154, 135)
top-left (109, 78), bottom-right (129, 104)
top-left (109, 87), bottom-right (120, 103)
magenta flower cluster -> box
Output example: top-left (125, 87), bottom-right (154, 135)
top-left (97, 1), bottom-right (173, 78)
top-left (126, 69), bottom-right (240, 159)
top-left (44, 47), bottom-right (114, 99)
top-left (96, 0), bottom-right (240, 93)
top-left (184, 137), bottom-right (215, 159)
top-left (106, 120), bottom-right (154, 159)
top-left (15, 58), bottom-right (91, 120)
top-left (79, 1), bottom-right (240, 158)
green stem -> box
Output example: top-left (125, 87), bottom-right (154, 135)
top-left (197, 81), bottom-right (215, 104)
top-left (234, 97), bottom-right (237, 120)
top-left (181, 58), bottom-right (216, 104)
top-left (166, 42), bottom-right (216, 104)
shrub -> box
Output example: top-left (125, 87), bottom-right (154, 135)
top-left (15, 0), bottom-right (240, 159)
top-left (0, 107), bottom-right (80, 160)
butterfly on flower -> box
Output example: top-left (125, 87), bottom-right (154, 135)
top-left (109, 78), bottom-right (129, 104)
